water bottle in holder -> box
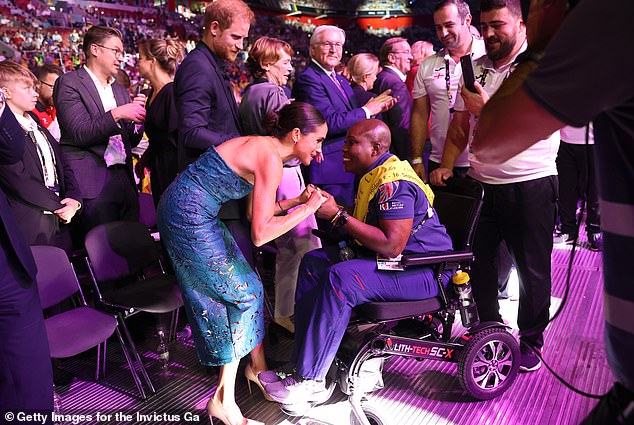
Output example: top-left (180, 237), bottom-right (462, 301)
top-left (156, 328), bottom-right (170, 368)
top-left (338, 241), bottom-right (355, 262)
top-left (453, 270), bottom-right (480, 328)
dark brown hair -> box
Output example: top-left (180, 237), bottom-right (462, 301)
top-left (83, 25), bottom-right (123, 57)
top-left (265, 102), bottom-right (325, 139)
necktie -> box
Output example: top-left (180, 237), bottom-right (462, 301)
top-left (330, 72), bottom-right (348, 100)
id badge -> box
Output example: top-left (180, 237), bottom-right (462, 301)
top-left (376, 254), bottom-right (404, 271)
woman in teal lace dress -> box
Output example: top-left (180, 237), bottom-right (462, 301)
top-left (157, 102), bottom-right (327, 425)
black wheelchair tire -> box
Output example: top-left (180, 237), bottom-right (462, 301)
top-left (458, 327), bottom-right (520, 400)
top-left (350, 404), bottom-right (386, 425)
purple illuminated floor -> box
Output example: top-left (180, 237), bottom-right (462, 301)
top-left (56, 235), bottom-right (612, 425)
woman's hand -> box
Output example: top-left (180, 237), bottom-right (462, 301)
top-left (298, 184), bottom-right (318, 204)
top-left (305, 189), bottom-right (328, 213)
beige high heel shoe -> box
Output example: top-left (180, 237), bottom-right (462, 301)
top-left (206, 398), bottom-right (247, 425)
top-left (244, 363), bottom-right (274, 401)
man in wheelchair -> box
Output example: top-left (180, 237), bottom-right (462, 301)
top-left (260, 119), bottom-right (454, 405)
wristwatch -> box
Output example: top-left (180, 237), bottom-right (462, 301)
top-left (331, 207), bottom-right (349, 228)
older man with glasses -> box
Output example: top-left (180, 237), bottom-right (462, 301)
top-left (54, 25), bottom-right (146, 245)
top-left (292, 24), bottom-right (396, 207)
top-left (373, 37), bottom-right (414, 161)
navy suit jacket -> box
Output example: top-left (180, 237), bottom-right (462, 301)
top-left (292, 62), bottom-right (366, 186)
top-left (0, 106), bottom-right (37, 280)
top-left (0, 114), bottom-right (81, 245)
top-left (54, 67), bottom-right (142, 200)
top-left (372, 67), bottom-right (412, 160)
top-left (174, 42), bottom-right (241, 170)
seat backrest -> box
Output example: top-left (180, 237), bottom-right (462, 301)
top-left (84, 221), bottom-right (160, 282)
top-left (31, 245), bottom-right (81, 310)
top-left (431, 178), bottom-right (484, 251)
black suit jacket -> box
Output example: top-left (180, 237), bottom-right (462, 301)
top-left (53, 67), bottom-right (142, 200)
top-left (174, 42), bottom-right (243, 220)
top-left (372, 67), bottom-right (413, 160)
top-left (0, 113), bottom-right (81, 245)
top-left (0, 106), bottom-right (37, 280)
top-left (174, 42), bottom-right (241, 170)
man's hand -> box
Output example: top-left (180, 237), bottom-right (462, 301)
top-left (429, 167), bottom-right (453, 186)
top-left (315, 194), bottom-right (339, 220)
top-left (461, 82), bottom-right (490, 116)
top-left (54, 198), bottom-right (81, 223)
top-left (364, 90), bottom-right (396, 116)
top-left (111, 102), bottom-right (146, 123)
top-left (132, 93), bottom-right (147, 106)
top-left (412, 162), bottom-right (427, 182)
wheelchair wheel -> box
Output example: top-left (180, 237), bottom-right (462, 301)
top-left (350, 404), bottom-right (386, 425)
top-left (458, 327), bottom-right (520, 400)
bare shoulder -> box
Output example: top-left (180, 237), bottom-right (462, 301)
top-left (217, 136), bottom-right (281, 183)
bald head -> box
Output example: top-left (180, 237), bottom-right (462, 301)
top-left (349, 119), bottom-right (391, 153)
top-left (344, 119), bottom-right (393, 175)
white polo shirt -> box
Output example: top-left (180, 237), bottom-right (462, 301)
top-left (455, 43), bottom-right (559, 184)
top-left (560, 123), bottom-right (594, 145)
top-left (413, 37), bottom-right (485, 167)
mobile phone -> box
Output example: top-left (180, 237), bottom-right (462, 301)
top-left (460, 54), bottom-right (478, 93)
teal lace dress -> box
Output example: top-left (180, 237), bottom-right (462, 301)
top-left (157, 147), bottom-right (263, 366)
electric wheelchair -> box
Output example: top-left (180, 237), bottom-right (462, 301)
top-left (283, 178), bottom-right (520, 425)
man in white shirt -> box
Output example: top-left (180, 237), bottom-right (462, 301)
top-left (431, 0), bottom-right (559, 373)
top-left (410, 0), bottom-right (486, 181)
top-left (54, 26), bottom-right (145, 242)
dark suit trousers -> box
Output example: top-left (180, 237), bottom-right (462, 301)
top-left (77, 167), bottom-right (139, 237)
top-left (556, 142), bottom-right (600, 237)
top-left (470, 176), bottom-right (558, 349)
top-left (0, 242), bottom-right (53, 416)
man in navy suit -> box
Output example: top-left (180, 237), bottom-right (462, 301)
top-left (0, 93), bottom-right (53, 422)
top-left (174, 0), bottom-right (255, 263)
top-left (373, 37), bottom-right (413, 161)
top-left (292, 25), bottom-right (395, 207)
top-left (54, 26), bottom-right (145, 241)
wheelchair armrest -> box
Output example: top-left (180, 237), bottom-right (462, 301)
top-left (401, 250), bottom-right (474, 267)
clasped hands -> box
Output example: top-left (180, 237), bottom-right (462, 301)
top-left (299, 185), bottom-right (341, 220)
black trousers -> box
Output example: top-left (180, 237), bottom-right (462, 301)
top-left (73, 167), bottom-right (139, 246)
top-left (556, 142), bottom-right (600, 236)
top-left (471, 175), bottom-right (558, 349)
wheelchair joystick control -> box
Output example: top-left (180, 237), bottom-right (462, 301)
top-left (453, 271), bottom-right (480, 328)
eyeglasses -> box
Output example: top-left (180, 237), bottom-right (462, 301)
top-left (317, 41), bottom-right (344, 50)
top-left (39, 80), bottom-right (54, 89)
top-left (94, 43), bottom-right (125, 57)
top-left (390, 51), bottom-right (412, 55)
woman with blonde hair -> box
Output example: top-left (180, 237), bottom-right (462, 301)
top-left (347, 53), bottom-right (380, 106)
top-left (135, 38), bottom-right (185, 206)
